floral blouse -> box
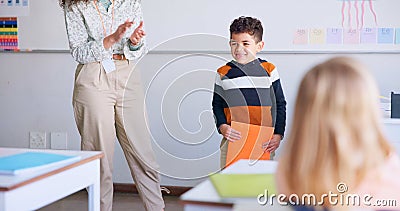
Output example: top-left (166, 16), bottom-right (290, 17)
top-left (64, 0), bottom-right (147, 64)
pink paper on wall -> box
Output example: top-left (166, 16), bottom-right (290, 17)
top-left (293, 29), bottom-right (308, 45)
top-left (343, 29), bottom-right (360, 44)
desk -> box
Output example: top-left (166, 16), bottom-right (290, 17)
top-left (383, 118), bottom-right (400, 155)
top-left (0, 148), bottom-right (103, 211)
top-left (180, 160), bottom-right (278, 211)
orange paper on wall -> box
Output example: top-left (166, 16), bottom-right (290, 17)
top-left (226, 121), bottom-right (274, 167)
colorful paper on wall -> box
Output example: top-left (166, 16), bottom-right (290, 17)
top-left (360, 28), bottom-right (377, 44)
top-left (377, 28), bottom-right (394, 44)
top-left (309, 28), bottom-right (326, 44)
top-left (395, 28), bottom-right (400, 44)
top-left (326, 28), bottom-right (343, 44)
top-left (343, 29), bottom-right (360, 44)
top-left (293, 29), bottom-right (308, 45)
top-left (0, 0), bottom-right (29, 16)
top-left (0, 17), bottom-right (18, 50)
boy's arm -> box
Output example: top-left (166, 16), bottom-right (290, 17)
top-left (212, 85), bottom-right (228, 132)
top-left (261, 61), bottom-right (286, 137)
top-left (266, 78), bottom-right (286, 153)
top-left (212, 93), bottom-right (241, 141)
top-left (272, 78), bottom-right (287, 137)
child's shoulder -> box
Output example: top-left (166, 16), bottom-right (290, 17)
top-left (258, 58), bottom-right (276, 75)
top-left (217, 62), bottom-right (234, 76)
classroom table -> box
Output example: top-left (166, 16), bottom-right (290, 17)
top-left (382, 116), bottom-right (400, 155)
top-left (180, 159), bottom-right (279, 211)
top-left (0, 147), bottom-right (103, 211)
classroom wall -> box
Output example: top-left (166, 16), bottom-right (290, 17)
top-left (1, 0), bottom-right (400, 187)
top-left (15, 0), bottom-right (400, 52)
top-left (1, 52), bottom-right (399, 187)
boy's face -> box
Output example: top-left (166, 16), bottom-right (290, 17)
top-left (229, 32), bottom-right (264, 64)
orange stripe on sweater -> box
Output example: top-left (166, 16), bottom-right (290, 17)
top-left (260, 62), bottom-right (275, 75)
top-left (224, 106), bottom-right (273, 127)
top-left (217, 65), bottom-right (231, 78)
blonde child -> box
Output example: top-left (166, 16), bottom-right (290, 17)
top-left (276, 57), bottom-right (400, 210)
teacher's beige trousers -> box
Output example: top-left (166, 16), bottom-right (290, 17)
top-left (72, 60), bottom-right (164, 211)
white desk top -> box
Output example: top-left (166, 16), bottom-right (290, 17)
top-left (180, 159), bottom-right (277, 205)
top-left (383, 117), bottom-right (400, 124)
top-left (0, 147), bottom-right (103, 191)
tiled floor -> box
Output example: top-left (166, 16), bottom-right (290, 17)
top-left (39, 191), bottom-right (184, 211)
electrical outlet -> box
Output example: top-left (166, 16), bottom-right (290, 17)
top-left (29, 131), bottom-right (46, 149)
top-left (50, 132), bottom-right (67, 150)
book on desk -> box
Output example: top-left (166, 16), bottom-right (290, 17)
top-left (0, 151), bottom-right (81, 175)
top-left (209, 173), bottom-right (276, 198)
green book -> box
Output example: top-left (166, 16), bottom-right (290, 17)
top-left (209, 173), bottom-right (276, 198)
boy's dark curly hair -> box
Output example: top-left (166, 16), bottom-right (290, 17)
top-left (230, 16), bottom-right (263, 43)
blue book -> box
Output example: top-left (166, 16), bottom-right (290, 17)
top-left (0, 152), bottom-right (80, 175)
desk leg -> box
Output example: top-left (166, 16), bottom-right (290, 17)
top-left (88, 160), bottom-right (101, 211)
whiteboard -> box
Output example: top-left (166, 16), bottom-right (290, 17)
top-left (17, 0), bottom-right (68, 50)
top-left (13, 0), bottom-right (400, 51)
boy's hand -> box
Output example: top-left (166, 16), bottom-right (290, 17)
top-left (219, 124), bottom-right (241, 142)
top-left (129, 21), bottom-right (146, 45)
top-left (264, 134), bottom-right (282, 152)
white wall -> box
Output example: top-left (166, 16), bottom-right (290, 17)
top-left (1, 51), bottom-right (399, 187)
top-left (1, 0), bottom-right (400, 187)
top-left (16, 0), bottom-right (400, 52)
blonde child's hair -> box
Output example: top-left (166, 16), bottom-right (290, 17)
top-left (277, 56), bottom-right (392, 207)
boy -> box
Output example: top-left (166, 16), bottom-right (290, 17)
top-left (212, 16), bottom-right (286, 168)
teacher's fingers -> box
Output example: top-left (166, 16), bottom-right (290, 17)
top-left (136, 21), bottom-right (144, 29)
top-left (121, 20), bottom-right (133, 28)
top-left (124, 19), bottom-right (134, 24)
top-left (116, 23), bottom-right (131, 35)
top-left (130, 37), bottom-right (139, 45)
top-left (133, 30), bottom-right (145, 39)
top-left (138, 30), bottom-right (146, 36)
top-left (125, 18), bottom-right (133, 23)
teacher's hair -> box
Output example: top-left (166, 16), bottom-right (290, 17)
top-left (59, 0), bottom-right (90, 8)
top-left (276, 56), bottom-right (392, 205)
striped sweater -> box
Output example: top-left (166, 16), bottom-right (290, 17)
top-left (212, 58), bottom-right (286, 136)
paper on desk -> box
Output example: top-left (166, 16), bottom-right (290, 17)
top-left (226, 121), bottom-right (274, 167)
top-left (0, 152), bottom-right (80, 175)
top-left (210, 173), bottom-right (276, 198)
